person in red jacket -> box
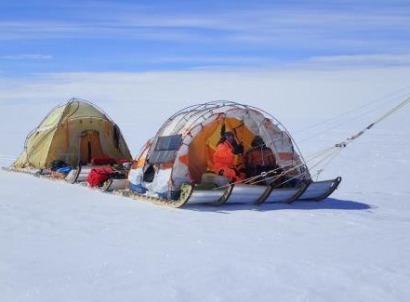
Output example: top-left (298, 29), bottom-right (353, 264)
top-left (212, 131), bottom-right (245, 182)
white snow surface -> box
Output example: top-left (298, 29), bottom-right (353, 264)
top-left (1, 93), bottom-right (410, 302)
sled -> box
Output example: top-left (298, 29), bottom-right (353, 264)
top-left (2, 165), bottom-right (80, 184)
top-left (182, 180), bottom-right (309, 206)
top-left (186, 181), bottom-right (309, 206)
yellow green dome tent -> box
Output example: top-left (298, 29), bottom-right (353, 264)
top-left (12, 98), bottom-right (132, 170)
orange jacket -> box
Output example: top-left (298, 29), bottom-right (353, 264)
top-left (212, 141), bottom-right (241, 181)
top-left (213, 141), bottom-right (234, 172)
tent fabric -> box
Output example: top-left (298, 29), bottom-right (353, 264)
top-left (129, 101), bottom-right (311, 198)
top-left (13, 98), bottom-right (132, 169)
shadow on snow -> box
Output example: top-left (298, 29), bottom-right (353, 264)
top-left (182, 197), bottom-right (373, 213)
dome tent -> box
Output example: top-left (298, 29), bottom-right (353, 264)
top-left (127, 101), bottom-right (340, 207)
top-left (12, 98), bottom-right (132, 170)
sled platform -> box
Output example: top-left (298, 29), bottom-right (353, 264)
top-left (297, 177), bottom-right (342, 201)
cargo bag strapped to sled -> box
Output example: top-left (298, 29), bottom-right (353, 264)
top-left (87, 167), bottom-right (116, 187)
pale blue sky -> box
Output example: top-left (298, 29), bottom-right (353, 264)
top-left (1, 0), bottom-right (410, 77)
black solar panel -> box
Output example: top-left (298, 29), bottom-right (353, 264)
top-left (148, 135), bottom-right (182, 164)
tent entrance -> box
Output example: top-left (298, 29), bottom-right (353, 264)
top-left (79, 130), bottom-right (104, 164)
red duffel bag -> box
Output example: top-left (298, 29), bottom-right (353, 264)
top-left (87, 167), bottom-right (115, 187)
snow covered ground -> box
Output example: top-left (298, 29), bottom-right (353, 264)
top-left (1, 75), bottom-right (410, 301)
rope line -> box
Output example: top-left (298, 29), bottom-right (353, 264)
top-left (215, 95), bottom-right (410, 189)
top-left (335, 96), bottom-right (410, 148)
top-left (297, 90), bottom-right (410, 143)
